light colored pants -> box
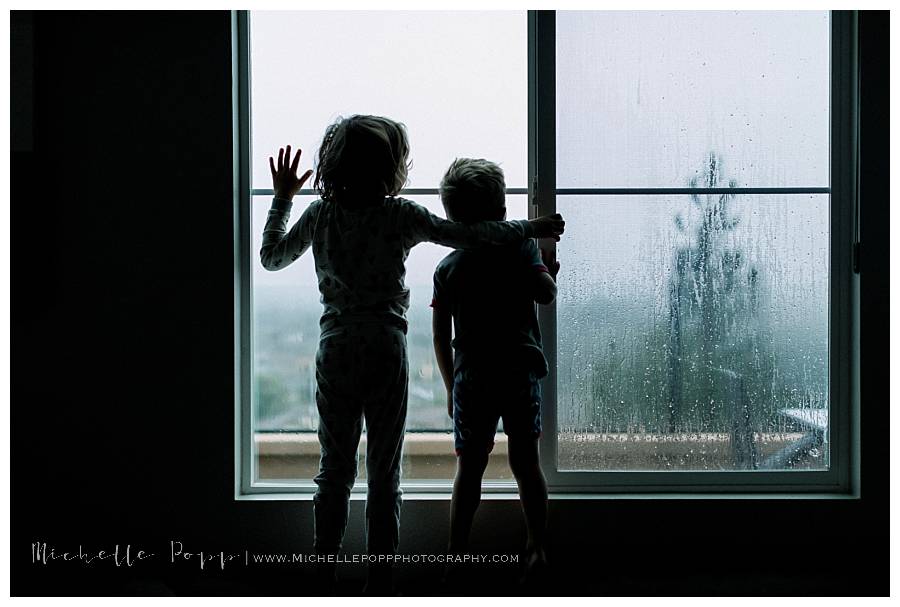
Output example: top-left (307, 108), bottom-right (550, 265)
top-left (312, 323), bottom-right (408, 556)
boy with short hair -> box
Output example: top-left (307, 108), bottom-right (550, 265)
top-left (431, 158), bottom-right (560, 580)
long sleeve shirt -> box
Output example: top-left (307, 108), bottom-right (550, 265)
top-left (260, 196), bottom-right (534, 333)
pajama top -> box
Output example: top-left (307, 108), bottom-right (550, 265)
top-left (260, 196), bottom-right (535, 333)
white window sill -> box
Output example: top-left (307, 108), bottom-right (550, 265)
top-left (235, 491), bottom-right (859, 501)
top-left (242, 432), bottom-right (855, 500)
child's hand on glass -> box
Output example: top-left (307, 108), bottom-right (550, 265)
top-left (269, 144), bottom-right (313, 200)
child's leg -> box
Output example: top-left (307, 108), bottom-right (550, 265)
top-left (361, 327), bottom-right (409, 557)
top-left (359, 326), bottom-right (409, 594)
top-left (507, 434), bottom-right (548, 556)
top-left (449, 449), bottom-right (490, 553)
top-left (447, 368), bottom-right (497, 555)
top-left (313, 331), bottom-right (364, 557)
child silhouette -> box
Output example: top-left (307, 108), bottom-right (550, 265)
top-left (260, 115), bottom-right (564, 593)
top-left (431, 158), bottom-right (559, 585)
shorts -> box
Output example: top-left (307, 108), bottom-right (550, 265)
top-left (452, 366), bottom-right (542, 455)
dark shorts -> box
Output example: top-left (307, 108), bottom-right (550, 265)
top-left (452, 366), bottom-right (542, 455)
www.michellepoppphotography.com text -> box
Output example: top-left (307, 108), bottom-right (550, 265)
top-left (31, 541), bottom-right (519, 571)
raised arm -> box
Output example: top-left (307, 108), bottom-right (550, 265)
top-left (259, 198), bottom-right (319, 270)
top-left (259, 144), bottom-right (317, 271)
top-left (402, 201), bottom-right (565, 249)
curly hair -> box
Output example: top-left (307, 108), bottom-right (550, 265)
top-left (439, 158), bottom-right (506, 224)
top-left (313, 115), bottom-right (411, 205)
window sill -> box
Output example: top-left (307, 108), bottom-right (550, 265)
top-left (242, 432), bottom-right (855, 501)
top-left (255, 431), bottom-right (828, 482)
top-left (235, 491), bottom-right (858, 501)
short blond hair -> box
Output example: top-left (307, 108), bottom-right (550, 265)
top-left (439, 158), bottom-right (506, 223)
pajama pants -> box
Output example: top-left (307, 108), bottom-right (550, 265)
top-left (312, 323), bottom-right (408, 556)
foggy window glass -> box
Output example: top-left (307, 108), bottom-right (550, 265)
top-left (556, 194), bottom-right (829, 472)
top-left (556, 11), bottom-right (830, 189)
top-left (249, 12), bottom-right (527, 482)
top-left (555, 11), bottom-right (831, 472)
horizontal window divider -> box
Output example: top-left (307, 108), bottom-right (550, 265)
top-left (556, 187), bottom-right (831, 195)
top-left (251, 187), bottom-right (530, 196)
top-left (251, 187), bottom-right (829, 198)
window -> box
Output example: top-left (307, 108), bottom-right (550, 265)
top-left (237, 11), bottom-right (529, 491)
top-left (235, 11), bottom-right (857, 496)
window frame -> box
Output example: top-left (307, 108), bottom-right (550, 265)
top-left (234, 10), bottom-right (859, 498)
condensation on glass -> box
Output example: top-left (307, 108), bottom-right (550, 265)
top-left (556, 11), bottom-right (830, 189)
top-left (554, 11), bottom-right (831, 472)
top-left (556, 193), bottom-right (829, 471)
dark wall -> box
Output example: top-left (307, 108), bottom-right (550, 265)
top-left (11, 10), bottom-right (889, 596)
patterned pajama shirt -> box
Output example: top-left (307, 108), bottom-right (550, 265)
top-left (260, 195), bottom-right (535, 556)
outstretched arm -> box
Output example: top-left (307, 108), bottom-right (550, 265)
top-left (259, 145), bottom-right (317, 271)
top-left (403, 202), bottom-right (565, 249)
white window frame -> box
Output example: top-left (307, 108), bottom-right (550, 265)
top-left (233, 10), bottom-right (859, 498)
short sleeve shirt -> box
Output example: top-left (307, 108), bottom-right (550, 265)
top-left (432, 239), bottom-right (549, 378)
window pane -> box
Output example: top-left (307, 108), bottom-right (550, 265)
top-left (250, 11), bottom-right (527, 190)
top-left (556, 11), bottom-right (830, 188)
top-left (556, 193), bottom-right (829, 471)
top-left (252, 195), bottom-right (319, 437)
top-left (252, 195), bottom-right (527, 482)
top-left (249, 10), bottom-right (528, 485)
